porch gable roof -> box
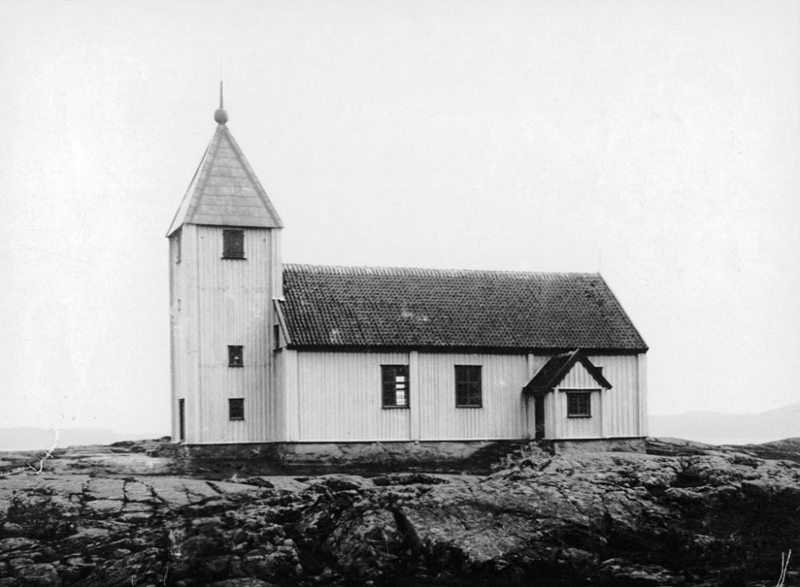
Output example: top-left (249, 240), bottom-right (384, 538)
top-left (523, 349), bottom-right (612, 395)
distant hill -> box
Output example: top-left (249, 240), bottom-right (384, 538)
top-left (0, 427), bottom-right (167, 452)
top-left (649, 401), bottom-right (800, 445)
top-left (4, 405), bottom-right (798, 451)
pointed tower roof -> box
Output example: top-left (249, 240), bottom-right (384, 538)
top-left (167, 86), bottom-right (283, 236)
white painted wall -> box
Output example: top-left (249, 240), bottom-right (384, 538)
top-left (542, 354), bottom-right (645, 440)
top-left (284, 350), bottom-right (647, 443)
top-left (415, 353), bottom-right (529, 440)
top-left (169, 224), bottom-right (282, 443)
top-left (294, 351), bottom-right (412, 441)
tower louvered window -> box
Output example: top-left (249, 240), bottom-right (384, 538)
top-left (229, 398), bottom-right (244, 421)
top-left (228, 346), bottom-right (243, 368)
top-left (222, 229), bottom-right (245, 259)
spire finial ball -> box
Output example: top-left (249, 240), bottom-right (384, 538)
top-left (214, 108), bottom-right (228, 125)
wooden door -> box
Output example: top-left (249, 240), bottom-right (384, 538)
top-left (178, 399), bottom-right (185, 442)
top-left (534, 395), bottom-right (545, 440)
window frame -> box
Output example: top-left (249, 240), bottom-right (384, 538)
top-left (228, 345), bottom-right (244, 368)
top-left (565, 391), bottom-right (593, 418)
top-left (381, 365), bottom-right (410, 409)
top-left (455, 365), bottom-right (482, 408)
top-left (173, 230), bottom-right (182, 264)
top-left (273, 324), bottom-right (282, 350)
top-left (228, 398), bottom-right (245, 421)
top-left (222, 229), bottom-right (246, 260)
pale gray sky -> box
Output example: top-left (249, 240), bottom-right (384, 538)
top-left (1, 0), bottom-right (798, 434)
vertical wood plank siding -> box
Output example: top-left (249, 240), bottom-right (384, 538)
top-left (416, 353), bottom-right (529, 440)
top-left (638, 353), bottom-right (648, 436)
top-left (293, 351), bottom-right (530, 441)
top-left (170, 226), bottom-right (195, 441)
top-left (291, 351), bottom-right (645, 442)
top-left (282, 349), bottom-right (300, 440)
top-left (542, 355), bottom-right (643, 440)
top-left (170, 225), bottom-right (281, 444)
top-left (589, 354), bottom-right (642, 438)
top-left (556, 362), bottom-right (604, 438)
top-left (271, 232), bottom-right (283, 299)
top-left (296, 352), bottom-right (411, 441)
top-left (272, 349), bottom-right (286, 441)
top-left (168, 234), bottom-right (179, 441)
top-left (169, 226), bottom-right (196, 442)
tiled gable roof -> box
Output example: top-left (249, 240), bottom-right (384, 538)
top-left (523, 349), bottom-right (612, 394)
top-left (280, 264), bottom-right (647, 351)
top-left (167, 123), bottom-right (282, 236)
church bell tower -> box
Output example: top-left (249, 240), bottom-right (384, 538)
top-left (167, 85), bottom-right (283, 443)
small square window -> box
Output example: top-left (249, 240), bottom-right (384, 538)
top-left (382, 365), bottom-right (409, 408)
top-left (222, 229), bottom-right (245, 259)
top-left (228, 345), bottom-right (243, 368)
top-left (567, 392), bottom-right (592, 418)
top-left (229, 398), bottom-right (244, 421)
top-left (455, 365), bottom-right (482, 408)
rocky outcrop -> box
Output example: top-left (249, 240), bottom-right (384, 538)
top-left (394, 447), bottom-right (800, 585)
top-left (0, 439), bottom-right (798, 586)
top-left (0, 472), bottom-right (312, 587)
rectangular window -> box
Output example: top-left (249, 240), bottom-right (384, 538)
top-left (174, 232), bottom-right (181, 264)
top-left (228, 345), bottom-right (243, 368)
top-left (273, 324), bottom-right (281, 350)
top-left (455, 365), bottom-right (482, 408)
top-left (567, 392), bottom-right (592, 418)
top-left (222, 229), bottom-right (245, 259)
top-left (229, 398), bottom-right (244, 421)
top-left (382, 365), bottom-right (409, 408)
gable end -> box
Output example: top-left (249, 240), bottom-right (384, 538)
top-left (523, 349), bottom-right (612, 395)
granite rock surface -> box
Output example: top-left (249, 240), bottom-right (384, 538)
top-left (0, 438), bottom-right (798, 586)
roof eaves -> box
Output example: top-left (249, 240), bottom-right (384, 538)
top-left (576, 354), bottom-right (613, 389)
top-left (523, 349), bottom-right (575, 394)
top-left (523, 349), bottom-right (615, 394)
top-left (166, 140), bottom-right (212, 237)
top-left (166, 126), bottom-right (223, 236)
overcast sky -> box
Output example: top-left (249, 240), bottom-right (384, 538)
top-left (1, 0), bottom-right (798, 434)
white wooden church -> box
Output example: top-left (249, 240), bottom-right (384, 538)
top-left (167, 99), bottom-right (648, 450)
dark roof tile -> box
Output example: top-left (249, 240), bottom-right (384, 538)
top-left (280, 264), bottom-right (647, 352)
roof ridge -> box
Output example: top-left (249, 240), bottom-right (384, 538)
top-left (283, 263), bottom-right (601, 279)
top-left (183, 125), bottom-right (225, 225)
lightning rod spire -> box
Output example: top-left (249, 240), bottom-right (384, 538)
top-left (214, 81), bottom-right (228, 125)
